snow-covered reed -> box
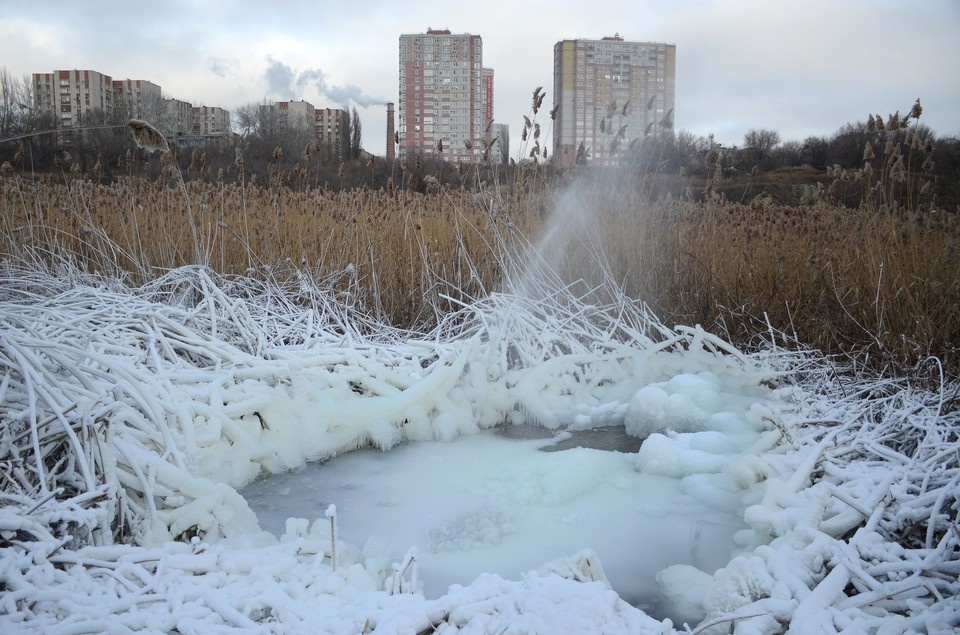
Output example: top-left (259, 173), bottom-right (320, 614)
top-left (0, 250), bottom-right (957, 632)
top-left (675, 353), bottom-right (960, 633)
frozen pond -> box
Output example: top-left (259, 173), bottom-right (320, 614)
top-left (241, 426), bottom-right (746, 620)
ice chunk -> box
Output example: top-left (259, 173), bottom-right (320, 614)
top-left (656, 564), bottom-right (711, 624)
top-left (705, 555), bottom-right (777, 613)
top-left (636, 433), bottom-right (728, 478)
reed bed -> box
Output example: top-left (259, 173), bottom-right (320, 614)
top-left (0, 174), bottom-right (539, 328)
top-left (541, 184), bottom-right (960, 375)
top-left (3, 164), bottom-right (956, 374)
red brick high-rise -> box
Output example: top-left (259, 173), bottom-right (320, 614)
top-left (398, 28), bottom-right (492, 163)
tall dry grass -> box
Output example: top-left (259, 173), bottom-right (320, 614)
top-left (543, 183), bottom-right (959, 375)
top-left (2, 135), bottom-right (957, 374)
top-left (0, 169), bottom-right (538, 327)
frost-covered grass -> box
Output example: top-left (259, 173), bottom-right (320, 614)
top-left (1, 252), bottom-right (957, 633)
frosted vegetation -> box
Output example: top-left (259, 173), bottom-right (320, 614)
top-left (0, 246), bottom-right (960, 633)
top-left (1, 205), bottom-right (958, 632)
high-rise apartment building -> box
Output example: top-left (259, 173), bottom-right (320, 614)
top-left (33, 69), bottom-right (115, 127)
top-left (552, 35), bottom-right (676, 168)
top-left (482, 67), bottom-right (494, 132)
top-left (398, 28), bottom-right (493, 163)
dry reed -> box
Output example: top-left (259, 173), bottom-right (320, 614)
top-left (1, 152), bottom-right (957, 374)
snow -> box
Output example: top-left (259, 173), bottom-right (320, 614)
top-left (1, 262), bottom-right (958, 633)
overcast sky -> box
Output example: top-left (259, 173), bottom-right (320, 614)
top-left (2, 0), bottom-right (958, 157)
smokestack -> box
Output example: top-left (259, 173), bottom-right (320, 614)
top-left (386, 102), bottom-right (395, 163)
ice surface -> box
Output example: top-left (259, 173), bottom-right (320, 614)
top-left (241, 430), bottom-right (748, 621)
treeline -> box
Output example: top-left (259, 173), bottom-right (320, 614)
top-left (2, 65), bottom-right (958, 209)
top-left (608, 102), bottom-right (959, 210)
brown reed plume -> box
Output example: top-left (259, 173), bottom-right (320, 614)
top-left (125, 118), bottom-right (206, 265)
top-left (127, 119), bottom-right (170, 154)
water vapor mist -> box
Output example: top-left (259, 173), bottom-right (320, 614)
top-left (514, 183), bottom-right (609, 301)
top-left (263, 56), bottom-right (386, 107)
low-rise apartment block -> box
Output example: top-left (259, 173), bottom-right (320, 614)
top-left (33, 69), bottom-right (115, 127)
top-left (192, 106), bottom-right (231, 135)
top-left (32, 68), bottom-right (232, 140)
top-left (113, 79), bottom-right (162, 121)
top-left (260, 101), bottom-right (350, 160)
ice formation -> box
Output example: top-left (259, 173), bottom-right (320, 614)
top-left (1, 264), bottom-right (957, 633)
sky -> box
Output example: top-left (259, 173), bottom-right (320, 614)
top-left (2, 0), bottom-right (958, 158)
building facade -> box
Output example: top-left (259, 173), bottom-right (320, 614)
top-left (490, 123), bottom-right (509, 164)
top-left (552, 35), bottom-right (676, 168)
top-left (258, 101), bottom-right (350, 159)
top-left (192, 105), bottom-right (231, 135)
top-left (113, 79), bottom-right (162, 121)
top-left (314, 107), bottom-right (350, 161)
top-left (163, 98), bottom-right (194, 136)
top-left (33, 69), bottom-right (115, 127)
top-left (31, 68), bottom-right (233, 143)
top-left (261, 100), bottom-right (316, 133)
top-left (398, 28), bottom-right (492, 163)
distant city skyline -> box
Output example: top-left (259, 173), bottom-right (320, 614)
top-left (2, 0), bottom-right (958, 158)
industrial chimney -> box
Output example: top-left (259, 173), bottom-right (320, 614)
top-left (386, 102), bottom-right (395, 163)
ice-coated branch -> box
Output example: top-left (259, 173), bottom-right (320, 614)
top-left (326, 503), bottom-right (338, 571)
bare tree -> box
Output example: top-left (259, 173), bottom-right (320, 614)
top-left (743, 128), bottom-right (781, 160)
top-left (349, 107), bottom-right (362, 159)
top-left (498, 126), bottom-right (509, 165)
top-left (141, 93), bottom-right (175, 134)
top-left (826, 122), bottom-right (870, 168)
top-left (0, 67), bottom-right (35, 140)
top-left (0, 67), bottom-right (61, 169)
top-left (801, 135), bottom-right (830, 168)
top-left (234, 102), bottom-right (268, 137)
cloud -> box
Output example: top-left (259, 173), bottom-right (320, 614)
top-left (325, 84), bottom-right (386, 108)
top-left (263, 56), bottom-right (386, 108)
top-left (264, 56), bottom-right (297, 98)
top-left (207, 57), bottom-right (238, 78)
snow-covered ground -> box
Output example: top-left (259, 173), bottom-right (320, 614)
top-left (1, 262), bottom-right (958, 634)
